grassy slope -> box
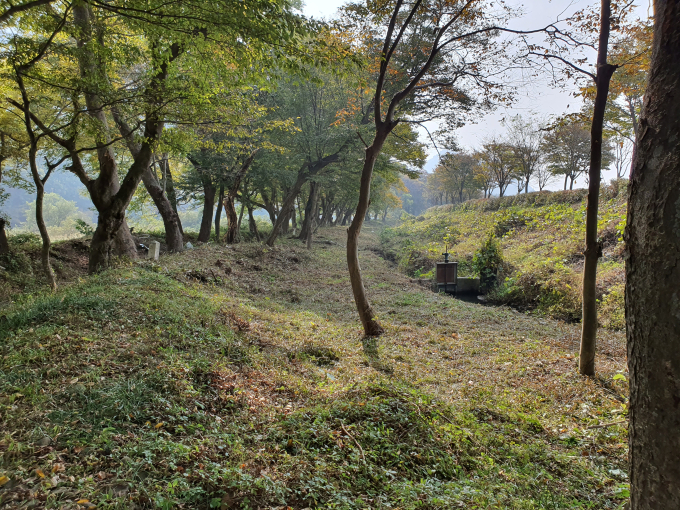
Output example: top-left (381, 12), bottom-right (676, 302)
top-left (1, 227), bottom-right (628, 509)
top-left (380, 183), bottom-right (627, 328)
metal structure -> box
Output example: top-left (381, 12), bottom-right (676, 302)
top-left (436, 248), bottom-right (458, 293)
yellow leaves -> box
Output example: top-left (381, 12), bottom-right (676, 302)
top-left (0, 475), bottom-right (9, 486)
top-left (36, 468), bottom-right (45, 478)
top-left (155, 422), bottom-right (164, 429)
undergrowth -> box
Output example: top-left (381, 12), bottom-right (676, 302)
top-left (0, 228), bottom-right (629, 509)
top-left (381, 183), bottom-right (627, 327)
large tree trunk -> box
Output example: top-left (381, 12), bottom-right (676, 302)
top-left (347, 132), bottom-right (388, 337)
top-left (198, 178), bottom-right (216, 243)
top-left (73, 3), bottom-right (139, 267)
top-left (579, 0), bottom-right (617, 376)
top-left (159, 155), bottom-right (180, 217)
top-left (626, 0), bottom-right (680, 507)
top-left (142, 166), bottom-right (184, 252)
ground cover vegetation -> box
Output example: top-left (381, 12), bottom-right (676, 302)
top-left (381, 182), bottom-right (627, 328)
top-left (0, 228), bottom-right (630, 509)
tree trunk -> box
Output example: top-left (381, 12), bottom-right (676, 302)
top-left (142, 166), bottom-right (184, 252)
top-left (159, 155), bottom-right (180, 216)
top-left (266, 173), bottom-right (307, 246)
top-left (579, 0), bottom-right (617, 376)
top-left (248, 206), bottom-right (260, 241)
top-left (27, 145), bottom-right (56, 291)
top-left (198, 179), bottom-right (216, 243)
top-left (224, 150), bottom-right (257, 244)
top-left (347, 131), bottom-right (388, 337)
top-left (626, 0), bottom-right (680, 507)
top-left (0, 217), bottom-right (8, 255)
top-left (214, 184), bottom-right (224, 242)
top-left (73, 3), bottom-right (139, 268)
top-left (298, 181), bottom-right (318, 240)
top-left (224, 194), bottom-right (240, 244)
top-left (237, 202), bottom-right (245, 231)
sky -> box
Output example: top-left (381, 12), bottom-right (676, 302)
top-left (302, 0), bottom-right (652, 190)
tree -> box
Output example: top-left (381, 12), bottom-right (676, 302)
top-left (506, 115), bottom-right (543, 193)
top-left (532, 161), bottom-right (556, 191)
top-left (473, 152), bottom-right (496, 198)
top-left (343, 0), bottom-right (534, 335)
top-left (480, 139), bottom-right (515, 197)
top-left (578, 0), bottom-right (619, 376)
top-left (542, 122), bottom-right (591, 190)
top-left (3, 0), bottom-right (314, 272)
top-left (625, 0), bottom-right (680, 506)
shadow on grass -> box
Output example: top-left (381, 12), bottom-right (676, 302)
top-left (361, 336), bottom-right (394, 375)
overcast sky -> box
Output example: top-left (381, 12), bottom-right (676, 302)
top-left (303, 0), bottom-right (652, 189)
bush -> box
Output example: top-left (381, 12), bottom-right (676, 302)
top-left (473, 235), bottom-right (503, 292)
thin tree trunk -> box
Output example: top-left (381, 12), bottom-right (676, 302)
top-left (266, 173), bottom-right (307, 246)
top-left (142, 166), bottom-right (184, 252)
top-left (347, 132), bottom-right (388, 337)
top-left (248, 206), bottom-right (260, 241)
top-left (28, 145), bottom-right (56, 291)
top-left (298, 181), bottom-right (318, 240)
top-left (626, 0), bottom-right (680, 506)
top-left (580, 0), bottom-right (617, 376)
top-left (214, 184), bottom-right (224, 242)
top-left (224, 150), bottom-right (257, 244)
top-left (237, 202), bottom-right (245, 231)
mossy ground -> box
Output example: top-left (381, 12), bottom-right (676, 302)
top-left (1, 226), bottom-right (628, 509)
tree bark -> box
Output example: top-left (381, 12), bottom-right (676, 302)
top-left (237, 202), bottom-right (245, 231)
top-left (198, 177), bottom-right (216, 243)
top-left (626, 0), bottom-right (680, 507)
top-left (247, 206), bottom-right (260, 241)
top-left (579, 0), bottom-right (617, 376)
top-left (298, 181), bottom-right (318, 241)
top-left (266, 172), bottom-right (308, 246)
top-left (347, 131), bottom-right (388, 337)
top-left (214, 184), bottom-right (224, 242)
top-left (0, 217), bottom-right (9, 255)
top-left (28, 146), bottom-right (56, 291)
top-left (224, 150), bottom-right (257, 244)
top-left (142, 166), bottom-right (184, 252)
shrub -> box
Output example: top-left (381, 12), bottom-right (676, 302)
top-left (74, 218), bottom-right (95, 237)
top-left (473, 235), bottom-right (503, 292)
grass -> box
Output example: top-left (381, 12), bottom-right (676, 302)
top-left (0, 226), bottom-right (629, 509)
top-left (380, 183), bottom-right (628, 328)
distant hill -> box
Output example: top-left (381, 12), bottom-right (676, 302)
top-left (2, 171), bottom-right (93, 226)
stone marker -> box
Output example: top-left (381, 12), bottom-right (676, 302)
top-left (148, 241), bottom-right (161, 260)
